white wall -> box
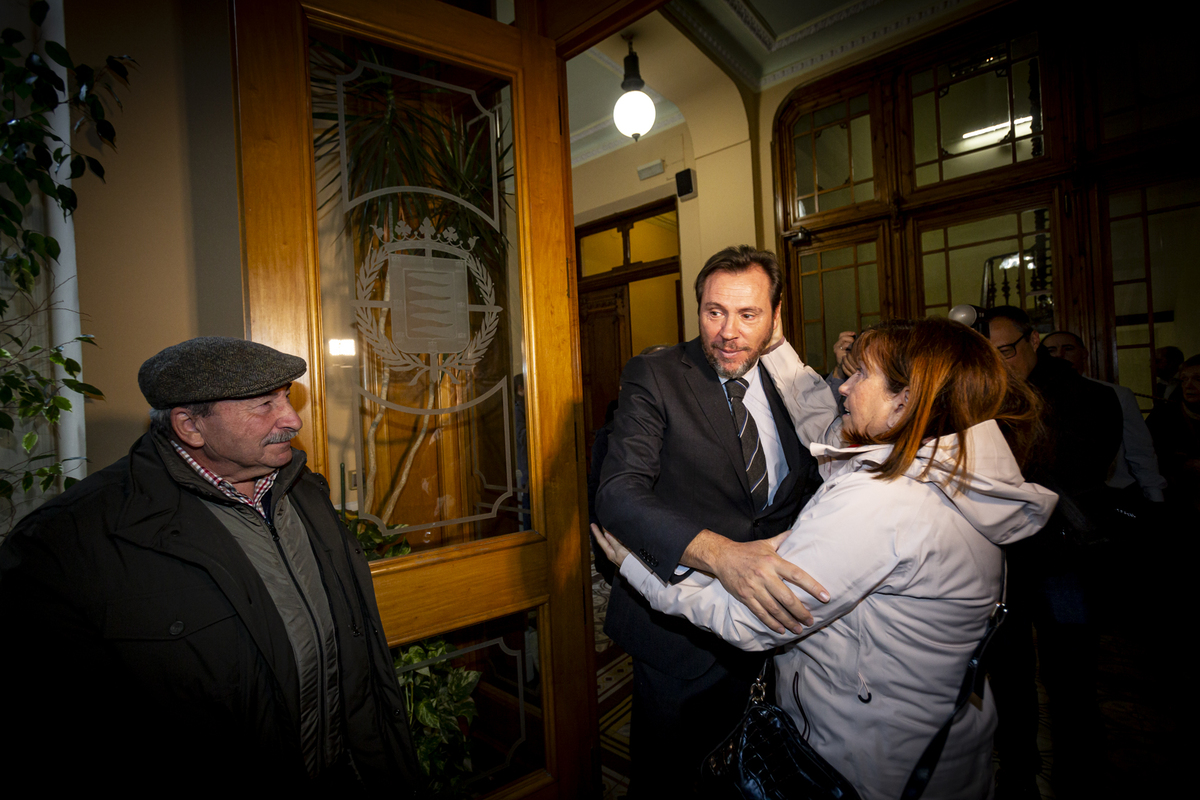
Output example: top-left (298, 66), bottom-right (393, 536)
top-left (65, 0), bottom-right (243, 472)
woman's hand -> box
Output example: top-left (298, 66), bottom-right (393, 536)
top-left (591, 523), bottom-right (630, 568)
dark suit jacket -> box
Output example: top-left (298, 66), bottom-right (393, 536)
top-left (596, 338), bottom-right (822, 679)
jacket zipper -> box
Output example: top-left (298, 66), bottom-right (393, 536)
top-left (265, 513), bottom-right (329, 775)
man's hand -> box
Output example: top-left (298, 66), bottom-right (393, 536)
top-left (591, 523), bottom-right (630, 567)
top-left (832, 331), bottom-right (857, 379)
top-left (682, 529), bottom-right (829, 635)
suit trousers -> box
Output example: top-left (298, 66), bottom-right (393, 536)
top-left (628, 655), bottom-right (759, 799)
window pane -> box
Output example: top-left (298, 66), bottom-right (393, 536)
top-left (804, 321), bottom-right (825, 371)
top-left (1116, 324), bottom-right (1150, 346)
top-left (1011, 59), bottom-right (1041, 132)
top-left (859, 263), bottom-right (879, 314)
top-left (923, 253), bottom-right (948, 305)
top-left (800, 254), bottom-right (819, 273)
top-left (1147, 179), bottom-right (1200, 211)
top-left (794, 133), bottom-right (814, 198)
top-left (1015, 137), bottom-right (1042, 162)
top-left (821, 246), bottom-right (855, 270)
top-left (629, 274), bottom-right (680, 354)
top-left (921, 229), bottom-right (945, 252)
top-left (911, 69), bottom-right (934, 94)
top-left (1109, 218), bottom-right (1145, 282)
top-left (940, 71), bottom-right (1012, 155)
top-left (948, 215), bottom-right (1018, 247)
top-left (913, 93), bottom-right (938, 164)
top-left (1109, 191), bottom-right (1141, 218)
top-left (1116, 347), bottom-right (1153, 411)
top-left (580, 229), bottom-right (623, 276)
top-left (849, 92), bottom-right (869, 116)
top-left (1113, 280), bottom-right (1147, 318)
top-left (793, 112), bottom-right (811, 136)
top-left (814, 126), bottom-right (850, 190)
top-left (1147, 205), bottom-right (1200, 319)
top-left (854, 180), bottom-right (875, 204)
top-left (312, 33), bottom-right (529, 551)
top-left (801, 273), bottom-right (821, 319)
top-left (628, 212), bottom-right (679, 265)
top-left (858, 242), bottom-right (877, 261)
top-left (851, 115), bottom-right (873, 180)
top-left (916, 163), bottom-right (939, 186)
top-left (1021, 209), bottom-right (1050, 232)
top-left (823, 268), bottom-right (858, 363)
top-left (814, 101), bottom-right (846, 127)
top-left (943, 143), bottom-right (1012, 181)
top-left (819, 186), bottom-right (854, 212)
top-left (951, 239), bottom-right (1019, 308)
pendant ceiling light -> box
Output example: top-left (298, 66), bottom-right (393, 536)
top-left (613, 35), bottom-right (655, 141)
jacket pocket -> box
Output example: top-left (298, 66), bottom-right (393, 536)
top-left (103, 581), bottom-right (237, 641)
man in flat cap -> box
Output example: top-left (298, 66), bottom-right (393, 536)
top-left (0, 337), bottom-right (422, 794)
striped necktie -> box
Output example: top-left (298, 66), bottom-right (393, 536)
top-left (725, 377), bottom-right (769, 511)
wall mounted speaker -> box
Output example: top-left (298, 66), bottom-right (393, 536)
top-left (675, 168), bottom-right (697, 201)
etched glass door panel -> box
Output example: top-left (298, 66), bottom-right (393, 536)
top-left (311, 30), bottom-right (528, 557)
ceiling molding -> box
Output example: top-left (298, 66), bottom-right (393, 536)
top-left (758, 0), bottom-right (970, 88)
top-left (724, 0), bottom-right (887, 53)
top-left (666, 0), bottom-right (760, 87)
top-left (666, 0), bottom-right (975, 91)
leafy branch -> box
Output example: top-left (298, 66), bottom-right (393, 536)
top-left (1, 1), bottom-right (133, 520)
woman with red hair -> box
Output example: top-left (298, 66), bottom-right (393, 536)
top-left (597, 317), bottom-right (1056, 800)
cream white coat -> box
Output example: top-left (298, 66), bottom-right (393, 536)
top-left (619, 343), bottom-right (1058, 800)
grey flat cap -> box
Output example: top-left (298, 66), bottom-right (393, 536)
top-left (139, 337), bottom-right (307, 409)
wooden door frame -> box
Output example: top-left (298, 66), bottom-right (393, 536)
top-left (230, 2), bottom-right (597, 796)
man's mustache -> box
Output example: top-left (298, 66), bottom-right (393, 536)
top-left (264, 429), bottom-right (299, 445)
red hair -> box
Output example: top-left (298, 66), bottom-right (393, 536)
top-left (843, 317), bottom-right (1042, 489)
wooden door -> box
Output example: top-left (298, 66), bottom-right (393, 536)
top-left (579, 285), bottom-right (630, 467)
top-left (231, 1), bottom-right (591, 796)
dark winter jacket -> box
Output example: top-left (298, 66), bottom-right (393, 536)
top-left (0, 432), bottom-right (421, 794)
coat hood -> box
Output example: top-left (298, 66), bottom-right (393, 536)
top-left (811, 419), bottom-right (1057, 545)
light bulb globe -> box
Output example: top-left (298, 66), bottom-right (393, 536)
top-left (614, 90), bottom-right (656, 140)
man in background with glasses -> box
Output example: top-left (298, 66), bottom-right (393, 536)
top-left (985, 306), bottom-right (1121, 800)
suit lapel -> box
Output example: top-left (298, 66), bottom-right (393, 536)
top-left (682, 338), bottom-right (753, 500)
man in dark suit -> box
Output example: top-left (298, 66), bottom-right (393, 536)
top-left (596, 245), bottom-right (837, 796)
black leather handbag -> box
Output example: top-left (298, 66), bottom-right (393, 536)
top-left (703, 575), bottom-right (1008, 800)
top-left (701, 664), bottom-right (861, 800)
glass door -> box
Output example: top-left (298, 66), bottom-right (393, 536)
top-left (232, 1), bottom-right (590, 796)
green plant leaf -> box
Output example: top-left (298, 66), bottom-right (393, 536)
top-left (61, 379), bottom-right (103, 398)
top-left (56, 185), bottom-right (77, 214)
top-left (22, 430), bottom-right (37, 453)
top-left (86, 156), bottom-right (105, 182)
top-left (30, 1), bottom-right (49, 27)
top-left (69, 154), bottom-right (85, 179)
top-left (44, 41), bottom-right (73, 70)
top-left (0, 411), bottom-right (12, 431)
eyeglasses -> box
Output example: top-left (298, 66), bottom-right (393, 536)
top-left (994, 331), bottom-right (1031, 358)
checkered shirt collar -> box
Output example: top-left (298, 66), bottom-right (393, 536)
top-left (169, 438), bottom-right (276, 519)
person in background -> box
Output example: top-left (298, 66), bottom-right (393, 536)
top-left (985, 308), bottom-right (1121, 800)
top-left (1147, 354), bottom-right (1200, 519)
top-left (1041, 330), bottom-right (1166, 504)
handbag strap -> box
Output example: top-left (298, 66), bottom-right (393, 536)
top-left (898, 555), bottom-right (1008, 800)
